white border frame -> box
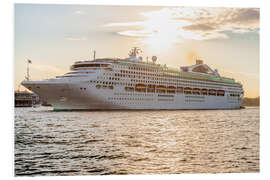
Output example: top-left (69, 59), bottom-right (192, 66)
top-left (1, 0), bottom-right (268, 180)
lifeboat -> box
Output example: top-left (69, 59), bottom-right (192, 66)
top-left (156, 85), bottom-right (166, 89)
top-left (167, 86), bottom-right (176, 94)
top-left (156, 85), bottom-right (166, 93)
top-left (147, 84), bottom-right (155, 93)
top-left (167, 86), bottom-right (176, 90)
top-left (125, 87), bottom-right (134, 91)
top-left (135, 84), bottom-right (146, 92)
top-left (217, 90), bottom-right (225, 96)
top-left (101, 85), bottom-right (114, 90)
top-left (148, 84), bottom-right (156, 89)
top-left (167, 86), bottom-right (176, 89)
top-left (208, 89), bottom-right (216, 96)
top-left (136, 84), bottom-right (146, 88)
top-left (201, 89), bottom-right (208, 95)
top-left (192, 88), bottom-right (200, 95)
top-left (184, 87), bottom-right (192, 94)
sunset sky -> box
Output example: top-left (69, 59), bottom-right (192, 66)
top-left (14, 4), bottom-right (260, 97)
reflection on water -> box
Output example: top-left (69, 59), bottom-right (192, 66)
top-left (15, 107), bottom-right (259, 176)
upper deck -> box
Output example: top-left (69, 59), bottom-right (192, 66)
top-left (70, 56), bottom-right (239, 86)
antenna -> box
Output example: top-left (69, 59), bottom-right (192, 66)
top-left (93, 50), bottom-right (96, 60)
top-left (26, 59), bottom-right (32, 81)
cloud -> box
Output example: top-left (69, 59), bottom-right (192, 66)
top-left (177, 8), bottom-right (259, 36)
top-left (182, 24), bottom-right (216, 31)
top-left (105, 7), bottom-right (259, 42)
top-left (223, 8), bottom-right (259, 26)
top-left (118, 30), bottom-right (152, 37)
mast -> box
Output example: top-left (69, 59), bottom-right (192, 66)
top-left (27, 62), bottom-right (29, 81)
top-left (17, 84), bottom-right (21, 92)
top-left (26, 59), bottom-right (32, 81)
top-left (128, 47), bottom-right (142, 61)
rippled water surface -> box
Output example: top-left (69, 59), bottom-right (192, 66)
top-left (15, 107), bottom-right (259, 176)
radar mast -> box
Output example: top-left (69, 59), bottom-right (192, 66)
top-left (128, 47), bottom-right (142, 61)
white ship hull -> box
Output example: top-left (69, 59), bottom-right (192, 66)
top-left (22, 80), bottom-right (242, 110)
top-left (21, 48), bottom-right (244, 110)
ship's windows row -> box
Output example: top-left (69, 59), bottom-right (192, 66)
top-left (108, 97), bottom-right (153, 101)
top-left (114, 93), bottom-right (154, 96)
top-left (114, 73), bottom-right (240, 88)
top-left (96, 85), bottom-right (113, 90)
top-left (72, 63), bottom-right (110, 69)
top-left (124, 84), bottom-right (226, 96)
top-left (92, 77), bottom-right (240, 91)
top-left (230, 94), bottom-right (240, 97)
top-left (127, 66), bottom-right (160, 73)
top-left (90, 80), bottom-right (234, 93)
top-left (185, 95), bottom-right (205, 98)
top-left (108, 77), bottom-right (120, 81)
top-left (66, 71), bottom-right (95, 75)
top-left (158, 99), bottom-right (174, 101)
top-left (158, 94), bottom-right (174, 97)
top-left (185, 99), bottom-right (205, 102)
top-left (91, 80), bottom-right (133, 86)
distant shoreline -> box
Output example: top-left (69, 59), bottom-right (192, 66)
top-left (242, 97), bottom-right (260, 107)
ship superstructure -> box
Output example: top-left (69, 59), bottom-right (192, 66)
top-left (21, 48), bottom-right (244, 110)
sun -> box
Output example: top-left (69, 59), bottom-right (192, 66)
top-left (140, 10), bottom-right (194, 53)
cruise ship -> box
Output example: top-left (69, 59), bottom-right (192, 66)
top-left (21, 48), bottom-right (244, 110)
